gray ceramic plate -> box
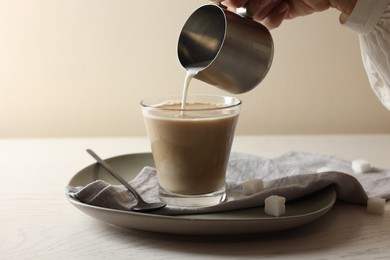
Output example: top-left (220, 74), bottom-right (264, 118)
top-left (67, 153), bottom-right (336, 235)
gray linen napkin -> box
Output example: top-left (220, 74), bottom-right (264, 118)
top-left (66, 151), bottom-right (390, 215)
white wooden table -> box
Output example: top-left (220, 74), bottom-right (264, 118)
top-left (1, 135), bottom-right (389, 259)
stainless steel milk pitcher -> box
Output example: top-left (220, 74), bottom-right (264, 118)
top-left (178, 4), bottom-right (274, 94)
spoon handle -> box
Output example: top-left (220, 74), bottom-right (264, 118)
top-left (86, 149), bottom-right (143, 202)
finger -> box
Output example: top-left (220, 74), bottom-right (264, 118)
top-left (219, 0), bottom-right (248, 8)
top-left (251, 0), bottom-right (283, 21)
top-left (245, 0), bottom-right (271, 18)
top-left (261, 2), bottom-right (289, 29)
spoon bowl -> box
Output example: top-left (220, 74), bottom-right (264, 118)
top-left (86, 149), bottom-right (166, 212)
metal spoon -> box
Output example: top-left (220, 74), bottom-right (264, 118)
top-left (86, 149), bottom-right (166, 212)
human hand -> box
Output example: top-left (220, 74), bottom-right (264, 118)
top-left (210, 0), bottom-right (357, 29)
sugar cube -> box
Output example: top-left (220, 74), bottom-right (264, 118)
top-left (367, 197), bottom-right (386, 215)
top-left (352, 159), bottom-right (372, 173)
top-left (317, 167), bottom-right (332, 173)
top-left (242, 179), bottom-right (264, 195)
top-left (264, 195), bottom-right (286, 217)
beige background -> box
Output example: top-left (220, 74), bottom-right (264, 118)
top-left (1, 0), bottom-right (389, 138)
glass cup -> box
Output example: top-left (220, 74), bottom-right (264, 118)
top-left (141, 95), bottom-right (241, 207)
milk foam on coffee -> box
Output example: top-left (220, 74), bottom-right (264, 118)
top-left (143, 101), bottom-right (239, 195)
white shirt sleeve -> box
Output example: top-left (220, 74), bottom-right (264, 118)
top-left (342, 0), bottom-right (390, 110)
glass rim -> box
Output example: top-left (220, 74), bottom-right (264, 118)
top-left (140, 94), bottom-right (242, 112)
